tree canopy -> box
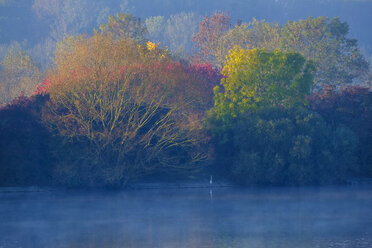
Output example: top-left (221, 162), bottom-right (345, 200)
top-left (0, 45), bottom-right (42, 105)
top-left (40, 33), bottom-right (213, 187)
top-left (212, 47), bottom-right (315, 121)
top-left (99, 13), bottom-right (148, 43)
top-left (196, 16), bottom-right (369, 89)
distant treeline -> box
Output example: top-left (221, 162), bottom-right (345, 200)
top-left (0, 12), bottom-right (371, 188)
top-left (1, 0), bottom-right (372, 66)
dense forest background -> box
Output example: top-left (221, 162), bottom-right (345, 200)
top-left (0, 0), bottom-right (371, 188)
top-left (1, 0), bottom-right (372, 67)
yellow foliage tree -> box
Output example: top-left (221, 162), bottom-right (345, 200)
top-left (213, 46), bottom-right (315, 121)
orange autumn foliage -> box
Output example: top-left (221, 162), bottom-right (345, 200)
top-left (40, 33), bottom-right (215, 186)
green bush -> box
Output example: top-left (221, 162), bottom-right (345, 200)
top-left (207, 107), bottom-right (357, 186)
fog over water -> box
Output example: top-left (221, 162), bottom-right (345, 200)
top-left (1, 186), bottom-right (371, 248)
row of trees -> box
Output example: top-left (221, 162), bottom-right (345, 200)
top-left (2, 1), bottom-right (372, 54)
top-left (206, 47), bottom-right (362, 185)
top-left (0, 12), bottom-right (371, 187)
top-left (192, 14), bottom-right (370, 89)
top-left (2, 13), bottom-right (370, 106)
top-left (1, 12), bottom-right (371, 106)
top-left (0, 1), bottom-right (202, 68)
top-left (0, 25), bottom-right (221, 186)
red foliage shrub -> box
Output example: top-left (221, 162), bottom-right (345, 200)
top-left (34, 77), bottom-right (51, 96)
top-left (187, 63), bottom-right (223, 86)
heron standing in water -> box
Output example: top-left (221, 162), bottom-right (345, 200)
top-left (209, 176), bottom-right (213, 200)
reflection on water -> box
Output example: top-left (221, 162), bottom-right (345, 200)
top-left (0, 186), bottom-right (372, 248)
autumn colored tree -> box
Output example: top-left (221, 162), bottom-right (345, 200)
top-left (42, 33), bottom-right (208, 187)
top-left (48, 32), bottom-right (212, 113)
top-left (205, 47), bottom-right (358, 186)
top-left (192, 12), bottom-right (230, 66)
top-left (187, 63), bottom-right (223, 87)
top-left (44, 69), bottom-right (205, 187)
top-left (34, 77), bottom-right (51, 96)
top-left (212, 47), bottom-right (315, 121)
top-left (51, 33), bottom-right (145, 83)
top-left (138, 41), bottom-right (170, 62)
top-left (204, 45), bottom-right (358, 185)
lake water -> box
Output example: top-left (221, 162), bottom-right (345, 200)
top-left (0, 185), bottom-right (371, 248)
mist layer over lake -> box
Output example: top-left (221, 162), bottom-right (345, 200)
top-left (0, 186), bottom-right (371, 248)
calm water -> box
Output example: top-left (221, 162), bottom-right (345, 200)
top-left (0, 186), bottom-right (372, 248)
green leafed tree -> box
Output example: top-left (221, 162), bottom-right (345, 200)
top-left (207, 106), bottom-right (357, 186)
top-left (206, 46), bottom-right (356, 187)
top-left (281, 16), bottom-right (369, 89)
top-left (212, 47), bottom-right (315, 121)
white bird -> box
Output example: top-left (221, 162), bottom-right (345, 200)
top-left (210, 175), bottom-right (213, 185)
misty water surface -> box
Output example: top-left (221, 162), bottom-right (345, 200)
top-left (0, 185), bottom-right (371, 248)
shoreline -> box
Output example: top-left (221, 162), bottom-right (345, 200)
top-left (1, 179), bottom-right (372, 193)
